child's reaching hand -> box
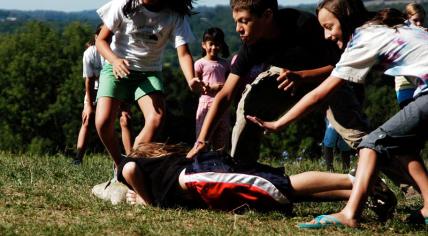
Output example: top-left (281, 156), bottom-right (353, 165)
top-left (277, 68), bottom-right (302, 93)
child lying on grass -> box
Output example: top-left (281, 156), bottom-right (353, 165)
top-left (117, 143), bottom-right (354, 212)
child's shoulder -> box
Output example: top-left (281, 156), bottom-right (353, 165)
top-left (83, 45), bottom-right (97, 57)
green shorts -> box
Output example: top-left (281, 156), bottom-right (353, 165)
top-left (97, 63), bottom-right (164, 102)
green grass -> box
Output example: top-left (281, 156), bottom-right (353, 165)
top-left (0, 152), bottom-right (427, 235)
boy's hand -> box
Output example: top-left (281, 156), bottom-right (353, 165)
top-left (186, 141), bottom-right (208, 159)
top-left (277, 68), bottom-right (302, 93)
top-left (112, 58), bottom-right (130, 79)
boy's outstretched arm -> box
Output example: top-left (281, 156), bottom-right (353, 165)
top-left (247, 76), bottom-right (344, 132)
top-left (187, 73), bottom-right (241, 158)
top-left (277, 65), bottom-right (335, 92)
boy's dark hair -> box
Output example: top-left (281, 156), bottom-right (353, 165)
top-left (87, 23), bottom-right (104, 47)
top-left (123, 0), bottom-right (195, 18)
top-left (230, 0), bottom-right (278, 17)
top-left (317, 0), bottom-right (370, 49)
top-left (201, 27), bottom-right (230, 58)
top-left (368, 8), bottom-right (406, 28)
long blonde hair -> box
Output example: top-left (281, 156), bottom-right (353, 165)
top-left (128, 143), bottom-right (189, 159)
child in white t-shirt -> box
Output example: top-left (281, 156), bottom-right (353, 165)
top-left (91, 1), bottom-right (203, 201)
top-left (74, 24), bottom-right (133, 165)
top-left (95, 0), bottom-right (202, 171)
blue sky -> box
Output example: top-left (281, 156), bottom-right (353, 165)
top-left (1, 0), bottom-right (318, 12)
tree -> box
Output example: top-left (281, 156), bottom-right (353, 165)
top-left (0, 21), bottom-right (92, 153)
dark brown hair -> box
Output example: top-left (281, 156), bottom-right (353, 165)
top-left (201, 27), bottom-right (230, 58)
top-left (368, 8), bottom-right (406, 28)
top-left (317, 0), bottom-right (370, 48)
top-left (230, 0), bottom-right (278, 17)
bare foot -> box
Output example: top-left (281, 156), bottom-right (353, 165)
top-left (302, 212), bottom-right (358, 228)
top-left (329, 212), bottom-right (358, 227)
top-left (420, 208), bottom-right (428, 218)
top-left (126, 190), bottom-right (147, 206)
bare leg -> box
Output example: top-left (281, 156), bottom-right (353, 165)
top-left (289, 171), bottom-right (352, 198)
top-left (326, 148), bottom-right (378, 227)
top-left (122, 162), bottom-right (152, 205)
top-left (133, 93), bottom-right (165, 148)
top-left (119, 107), bottom-right (133, 155)
top-left (75, 111), bottom-right (95, 162)
top-left (310, 190), bottom-right (351, 200)
top-left (397, 155), bottom-right (428, 217)
top-left (76, 113), bottom-right (93, 153)
top-left (95, 97), bottom-right (122, 166)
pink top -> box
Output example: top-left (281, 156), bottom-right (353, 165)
top-left (194, 57), bottom-right (230, 102)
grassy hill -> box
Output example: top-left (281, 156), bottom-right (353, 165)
top-left (0, 152), bottom-right (427, 235)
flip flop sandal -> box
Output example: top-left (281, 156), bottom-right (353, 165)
top-left (298, 215), bottom-right (344, 229)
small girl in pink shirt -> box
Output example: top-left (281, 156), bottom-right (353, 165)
top-left (194, 27), bottom-right (230, 150)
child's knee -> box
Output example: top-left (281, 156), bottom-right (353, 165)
top-left (95, 114), bottom-right (114, 130)
top-left (122, 162), bottom-right (138, 180)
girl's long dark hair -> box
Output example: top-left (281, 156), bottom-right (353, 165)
top-left (368, 8), bottom-right (406, 28)
top-left (317, 0), bottom-right (371, 48)
top-left (201, 27), bottom-right (230, 58)
top-left (123, 0), bottom-right (195, 18)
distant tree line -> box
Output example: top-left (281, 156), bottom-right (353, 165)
top-left (0, 5), bottom-right (426, 160)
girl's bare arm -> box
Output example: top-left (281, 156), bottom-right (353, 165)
top-left (95, 25), bottom-right (130, 78)
top-left (247, 76), bottom-right (344, 132)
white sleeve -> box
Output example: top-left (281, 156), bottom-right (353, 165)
top-left (97, 0), bottom-right (125, 32)
top-left (82, 49), bottom-right (95, 78)
top-left (171, 15), bottom-right (195, 48)
top-left (331, 28), bottom-right (383, 84)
